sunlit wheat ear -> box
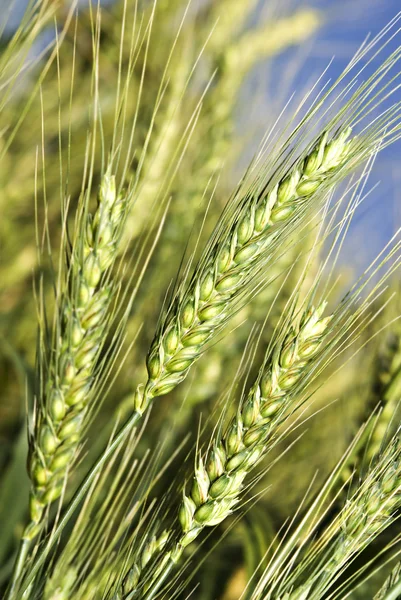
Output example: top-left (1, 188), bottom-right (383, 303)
top-left (25, 172), bottom-right (127, 541)
top-left (135, 128), bottom-right (353, 415)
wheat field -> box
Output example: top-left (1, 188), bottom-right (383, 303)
top-left (2, 1), bottom-right (401, 599)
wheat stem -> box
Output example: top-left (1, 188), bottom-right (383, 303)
top-left (7, 539), bottom-right (30, 600)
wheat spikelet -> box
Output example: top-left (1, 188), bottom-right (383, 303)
top-left (374, 562), bottom-right (401, 600)
top-left (117, 531), bottom-right (171, 599)
top-left (25, 172), bottom-right (127, 541)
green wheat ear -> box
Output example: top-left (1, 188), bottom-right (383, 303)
top-left (26, 171), bottom-right (127, 541)
top-left (177, 303), bottom-right (331, 547)
top-left (136, 128), bottom-right (352, 413)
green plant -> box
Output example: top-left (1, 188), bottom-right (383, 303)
top-left (2, 2), bottom-right (401, 600)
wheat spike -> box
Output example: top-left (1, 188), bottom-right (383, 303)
top-left (286, 436), bottom-right (401, 599)
top-left (177, 303), bottom-right (330, 547)
top-left (135, 129), bottom-right (352, 415)
top-left (25, 172), bottom-right (126, 541)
